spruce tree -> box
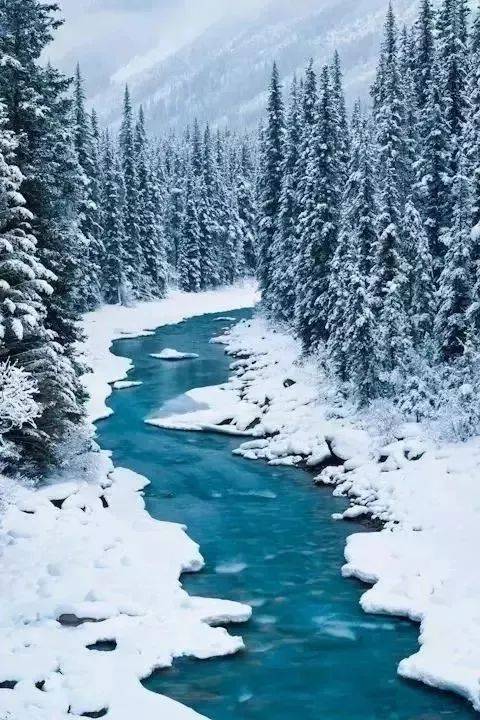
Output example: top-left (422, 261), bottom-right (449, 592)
top-left (73, 65), bottom-right (104, 309)
top-left (119, 85), bottom-right (144, 297)
top-left (435, 150), bottom-right (474, 361)
top-left (271, 77), bottom-right (301, 325)
top-left (178, 168), bottom-right (201, 293)
top-left (327, 115), bottom-right (378, 381)
top-left (296, 66), bottom-right (341, 350)
top-left (258, 63), bottom-right (284, 310)
top-left (101, 132), bottom-right (127, 304)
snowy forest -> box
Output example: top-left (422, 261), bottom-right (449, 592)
top-left (1, 0), bottom-right (480, 470)
top-left (3, 1), bottom-right (480, 719)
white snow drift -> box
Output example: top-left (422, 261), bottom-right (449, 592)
top-left (150, 348), bottom-right (200, 361)
top-left (150, 316), bottom-right (480, 712)
top-left (0, 284), bottom-right (258, 720)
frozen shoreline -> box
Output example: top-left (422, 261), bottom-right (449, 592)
top-left (150, 316), bottom-right (480, 712)
top-left (0, 284), bottom-right (258, 720)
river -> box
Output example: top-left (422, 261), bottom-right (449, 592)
top-left (96, 308), bottom-right (475, 720)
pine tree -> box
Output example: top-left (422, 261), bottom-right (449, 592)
top-left (330, 51), bottom-right (350, 183)
top-left (404, 199), bottom-right (435, 344)
top-left (119, 85), bottom-right (144, 296)
top-left (73, 65), bottom-right (104, 309)
top-left (435, 150), bottom-right (474, 361)
top-left (370, 5), bottom-right (409, 316)
top-left (327, 114), bottom-right (378, 381)
top-left (414, 78), bottom-right (452, 276)
top-left (236, 141), bottom-right (258, 273)
top-left (271, 77), bottom-right (301, 325)
top-left (101, 132), bottom-right (128, 304)
top-left (296, 65), bottom-right (341, 350)
top-left (258, 62), bottom-right (284, 310)
top-left (414, 0), bottom-right (435, 112)
top-left (178, 168), bottom-right (201, 292)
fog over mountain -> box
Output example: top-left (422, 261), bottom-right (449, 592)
top-left (49, 0), bottom-right (417, 132)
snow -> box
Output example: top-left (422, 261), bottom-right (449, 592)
top-left (112, 380), bottom-right (143, 390)
top-left (150, 348), bottom-right (199, 361)
top-left (152, 315), bottom-right (480, 712)
top-left (0, 284), bottom-right (258, 720)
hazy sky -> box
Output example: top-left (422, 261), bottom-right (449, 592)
top-left (46, 0), bottom-right (268, 98)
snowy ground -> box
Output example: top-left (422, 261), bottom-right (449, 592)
top-left (149, 316), bottom-right (480, 712)
top-left (0, 284), bottom-right (258, 720)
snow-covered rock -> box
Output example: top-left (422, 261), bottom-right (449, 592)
top-left (112, 380), bottom-right (143, 390)
top-left (150, 348), bottom-right (200, 361)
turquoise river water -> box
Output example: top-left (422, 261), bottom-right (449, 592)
top-left (96, 308), bottom-right (476, 720)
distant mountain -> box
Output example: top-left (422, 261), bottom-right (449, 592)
top-left (99, 0), bottom-right (416, 134)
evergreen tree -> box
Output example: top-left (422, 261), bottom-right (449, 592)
top-left (271, 77), bottom-right (301, 325)
top-left (296, 66), bottom-right (341, 350)
top-left (101, 132), bottom-right (127, 304)
top-left (414, 0), bottom-right (435, 112)
top-left (73, 65), bottom-right (104, 309)
top-left (414, 79), bottom-right (452, 276)
top-left (178, 168), bottom-right (201, 292)
top-left (404, 199), bottom-right (435, 344)
top-left (435, 151), bottom-right (474, 360)
top-left (258, 63), bottom-right (284, 310)
top-left (327, 114), bottom-right (378, 380)
top-left (119, 85), bottom-right (144, 296)
top-left (236, 141), bottom-right (258, 273)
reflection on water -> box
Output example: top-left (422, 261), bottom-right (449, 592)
top-left (97, 309), bottom-right (475, 720)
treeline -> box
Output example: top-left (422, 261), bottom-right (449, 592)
top-left (0, 0), bottom-right (257, 470)
top-left (259, 0), bottom-right (480, 436)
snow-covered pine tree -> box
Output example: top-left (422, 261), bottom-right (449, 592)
top-left (258, 63), bottom-right (284, 311)
top-left (236, 141), bottom-right (258, 274)
top-left (369, 5), bottom-right (413, 375)
top-left (330, 51), bottom-right (350, 184)
top-left (466, 3), bottom-right (480, 332)
top-left (270, 77), bottom-right (301, 326)
top-left (197, 125), bottom-right (219, 289)
top-left (164, 142), bottom-right (186, 272)
top-left (370, 5), bottom-right (409, 313)
top-left (101, 131), bottom-right (128, 304)
top-left (414, 78), bottom-right (452, 277)
top-left (141, 153), bottom-right (169, 298)
top-left (404, 198), bottom-right (435, 345)
top-left (413, 0), bottom-right (436, 112)
top-left (295, 65), bottom-right (341, 350)
top-left (399, 26), bottom-right (418, 204)
top-left (327, 113), bottom-right (378, 383)
top-left (435, 149), bottom-right (474, 361)
top-left (178, 166), bottom-right (201, 293)
top-left (119, 85), bottom-right (144, 297)
top-left (73, 65), bottom-right (104, 309)
top-left (339, 234), bottom-right (380, 405)
top-left (436, 0), bottom-right (470, 175)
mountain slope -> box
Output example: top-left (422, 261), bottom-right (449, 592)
top-left (102, 0), bottom-right (416, 133)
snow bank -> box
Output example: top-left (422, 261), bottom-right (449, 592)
top-left (150, 348), bottom-right (199, 361)
top-left (152, 316), bottom-right (480, 712)
top-left (0, 284), bottom-right (258, 720)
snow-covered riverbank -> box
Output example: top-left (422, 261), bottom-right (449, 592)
top-left (0, 284), bottom-right (258, 720)
top-left (151, 316), bottom-right (480, 712)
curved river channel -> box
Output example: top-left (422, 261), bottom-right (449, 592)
top-left (96, 308), bottom-right (476, 720)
